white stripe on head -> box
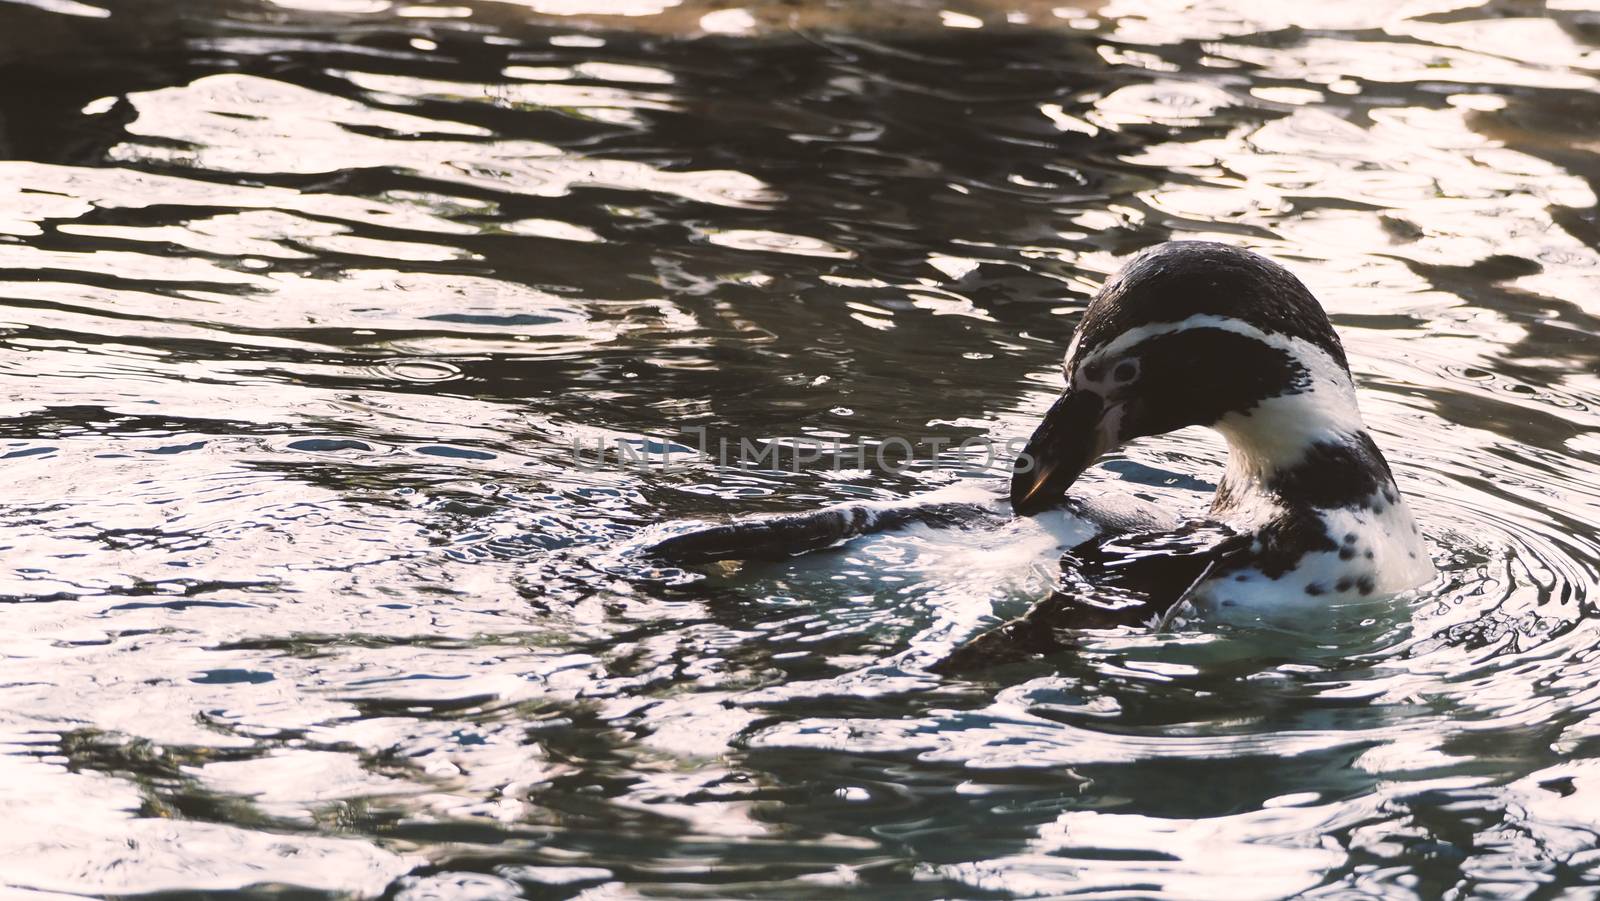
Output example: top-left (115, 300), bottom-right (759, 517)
top-left (1059, 330), bottom-right (1083, 375)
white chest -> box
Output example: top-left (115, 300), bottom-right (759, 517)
top-left (1194, 494), bottom-right (1436, 613)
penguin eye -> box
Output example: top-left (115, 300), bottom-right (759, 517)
top-left (1112, 360), bottom-right (1139, 383)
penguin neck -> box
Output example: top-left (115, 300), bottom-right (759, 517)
top-left (1207, 385), bottom-right (1397, 525)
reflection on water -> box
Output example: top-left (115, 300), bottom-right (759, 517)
top-left (0, 0), bottom-right (1597, 896)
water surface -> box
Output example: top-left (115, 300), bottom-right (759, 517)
top-left (0, 0), bottom-right (1598, 897)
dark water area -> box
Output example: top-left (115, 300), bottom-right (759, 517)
top-left (0, 0), bottom-right (1597, 897)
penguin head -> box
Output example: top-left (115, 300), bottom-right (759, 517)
top-left (1012, 241), bottom-right (1360, 515)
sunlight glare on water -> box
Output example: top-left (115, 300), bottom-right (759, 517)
top-left (0, 0), bottom-right (1597, 897)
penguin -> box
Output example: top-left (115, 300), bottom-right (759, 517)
top-left (643, 241), bottom-right (1435, 669)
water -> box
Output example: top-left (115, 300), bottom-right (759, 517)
top-left (0, 0), bottom-right (1597, 896)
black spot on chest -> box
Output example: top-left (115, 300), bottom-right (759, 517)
top-left (1237, 507), bottom-right (1340, 579)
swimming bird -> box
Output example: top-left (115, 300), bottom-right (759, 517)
top-left (644, 241), bottom-right (1435, 668)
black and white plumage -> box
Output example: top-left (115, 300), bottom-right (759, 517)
top-left (644, 241), bottom-right (1435, 669)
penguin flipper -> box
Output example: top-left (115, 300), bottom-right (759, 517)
top-left (641, 497), bottom-right (998, 565)
top-left (931, 521), bottom-right (1250, 673)
top-left (640, 483), bottom-right (1180, 568)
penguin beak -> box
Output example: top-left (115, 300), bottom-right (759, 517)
top-left (1010, 388), bottom-right (1122, 515)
